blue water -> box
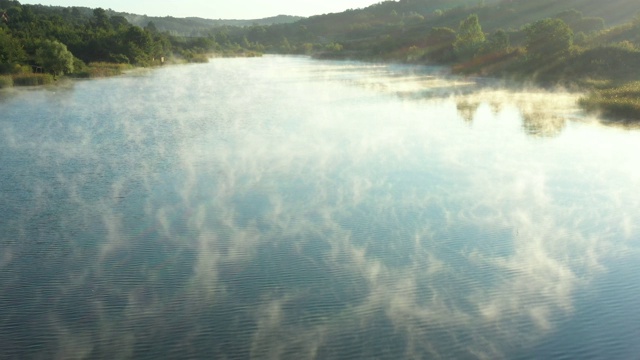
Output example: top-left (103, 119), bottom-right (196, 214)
top-left (1, 56), bottom-right (639, 359)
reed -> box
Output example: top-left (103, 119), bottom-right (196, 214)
top-left (579, 81), bottom-right (640, 120)
top-left (74, 62), bottom-right (133, 78)
top-left (0, 75), bottom-right (13, 88)
top-left (12, 73), bottom-right (55, 86)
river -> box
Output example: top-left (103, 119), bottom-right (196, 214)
top-left (1, 55), bottom-right (639, 359)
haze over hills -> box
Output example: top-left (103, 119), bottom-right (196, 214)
top-left (17, 0), bottom-right (639, 39)
top-left (15, 4), bottom-right (303, 36)
top-left (128, 0), bottom-right (640, 38)
top-left (295, 0), bottom-right (639, 41)
top-left (118, 13), bottom-right (303, 36)
top-left (119, 0), bottom-right (640, 41)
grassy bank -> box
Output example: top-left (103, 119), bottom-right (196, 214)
top-left (0, 51), bottom-right (263, 89)
top-left (0, 75), bottom-right (12, 89)
top-left (579, 82), bottom-right (640, 120)
top-left (72, 62), bottom-right (134, 78)
top-left (11, 73), bottom-right (55, 86)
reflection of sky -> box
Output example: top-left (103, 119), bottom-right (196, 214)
top-left (1, 56), bottom-right (639, 359)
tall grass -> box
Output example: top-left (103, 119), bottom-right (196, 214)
top-left (579, 81), bottom-right (640, 120)
top-left (12, 73), bottom-right (55, 86)
top-left (0, 75), bottom-right (13, 88)
top-left (73, 62), bottom-right (133, 78)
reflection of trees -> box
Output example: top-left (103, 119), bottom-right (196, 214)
top-left (521, 110), bottom-right (566, 138)
top-left (456, 100), bottom-right (480, 123)
top-left (489, 101), bottom-right (503, 115)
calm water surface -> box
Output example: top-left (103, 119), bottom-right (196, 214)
top-left (1, 56), bottom-right (639, 359)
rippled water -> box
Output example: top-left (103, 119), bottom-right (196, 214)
top-left (1, 56), bottom-right (639, 359)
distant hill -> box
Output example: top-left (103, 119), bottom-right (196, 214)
top-left (10, 4), bottom-right (302, 36)
top-left (297, 0), bottom-right (639, 41)
top-left (118, 13), bottom-right (303, 36)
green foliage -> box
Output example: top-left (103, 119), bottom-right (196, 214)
top-left (181, 51), bottom-right (209, 63)
top-left (0, 1), bottom-right (258, 79)
top-left (0, 28), bottom-right (26, 74)
top-left (525, 18), bottom-right (573, 60)
top-left (12, 73), bottom-right (54, 86)
top-left (79, 62), bottom-right (131, 77)
top-left (482, 29), bottom-right (509, 54)
top-left (580, 82), bottom-right (640, 119)
top-left (279, 37), bottom-right (292, 53)
top-left (35, 39), bottom-right (74, 76)
top-left (454, 14), bottom-right (486, 58)
top-left (426, 27), bottom-right (457, 62)
top-left (324, 42), bottom-right (343, 52)
top-left (406, 11), bottom-right (425, 24)
top-left (92, 8), bottom-right (111, 30)
top-left (568, 44), bottom-right (640, 81)
top-left (555, 9), bottom-right (605, 34)
top-left (144, 21), bottom-right (158, 33)
top-left (0, 75), bottom-right (13, 88)
top-left (122, 26), bottom-right (153, 65)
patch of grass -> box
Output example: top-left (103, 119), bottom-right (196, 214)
top-left (12, 73), bottom-right (55, 86)
top-left (223, 50), bottom-right (263, 58)
top-left (73, 62), bottom-right (133, 78)
top-left (579, 81), bottom-right (640, 120)
top-left (188, 53), bottom-right (210, 63)
top-left (0, 75), bottom-right (13, 88)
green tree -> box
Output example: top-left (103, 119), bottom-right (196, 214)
top-left (110, 15), bottom-right (130, 30)
top-left (144, 21), bottom-right (158, 33)
top-left (0, 28), bottom-right (26, 73)
top-left (122, 26), bottom-right (153, 65)
top-left (35, 39), bottom-right (74, 76)
top-left (92, 8), bottom-right (110, 30)
top-left (426, 27), bottom-right (457, 63)
top-left (526, 18), bottom-right (573, 60)
top-left (279, 36), bottom-right (292, 53)
top-left (481, 29), bottom-right (510, 54)
top-left (454, 14), bottom-right (485, 58)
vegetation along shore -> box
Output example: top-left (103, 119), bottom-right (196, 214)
top-left (1, 0), bottom-right (640, 120)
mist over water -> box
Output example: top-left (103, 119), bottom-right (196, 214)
top-left (1, 56), bottom-right (639, 359)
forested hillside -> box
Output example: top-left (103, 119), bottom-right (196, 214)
top-left (0, 0), bottom-right (257, 85)
top-left (120, 14), bottom-right (302, 36)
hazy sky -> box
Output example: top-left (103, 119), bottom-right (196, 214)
top-left (18, 0), bottom-right (385, 19)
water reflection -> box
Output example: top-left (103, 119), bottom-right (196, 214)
top-left (312, 61), bottom-right (628, 141)
top-left (1, 56), bottom-right (639, 359)
top-left (521, 111), bottom-right (566, 138)
top-left (456, 99), bottom-right (481, 123)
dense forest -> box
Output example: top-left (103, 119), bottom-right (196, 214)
top-left (0, 0), bottom-right (260, 85)
top-left (2, 0), bottom-right (640, 118)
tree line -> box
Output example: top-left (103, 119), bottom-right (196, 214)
top-left (0, 0), bottom-right (256, 78)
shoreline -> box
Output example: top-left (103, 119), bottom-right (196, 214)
top-left (312, 51), bottom-right (640, 122)
top-left (2, 52), bottom-right (637, 124)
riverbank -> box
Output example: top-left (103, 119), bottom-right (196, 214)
top-left (578, 82), bottom-right (640, 121)
top-left (315, 46), bottom-right (640, 122)
top-left (0, 50), bottom-right (263, 89)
